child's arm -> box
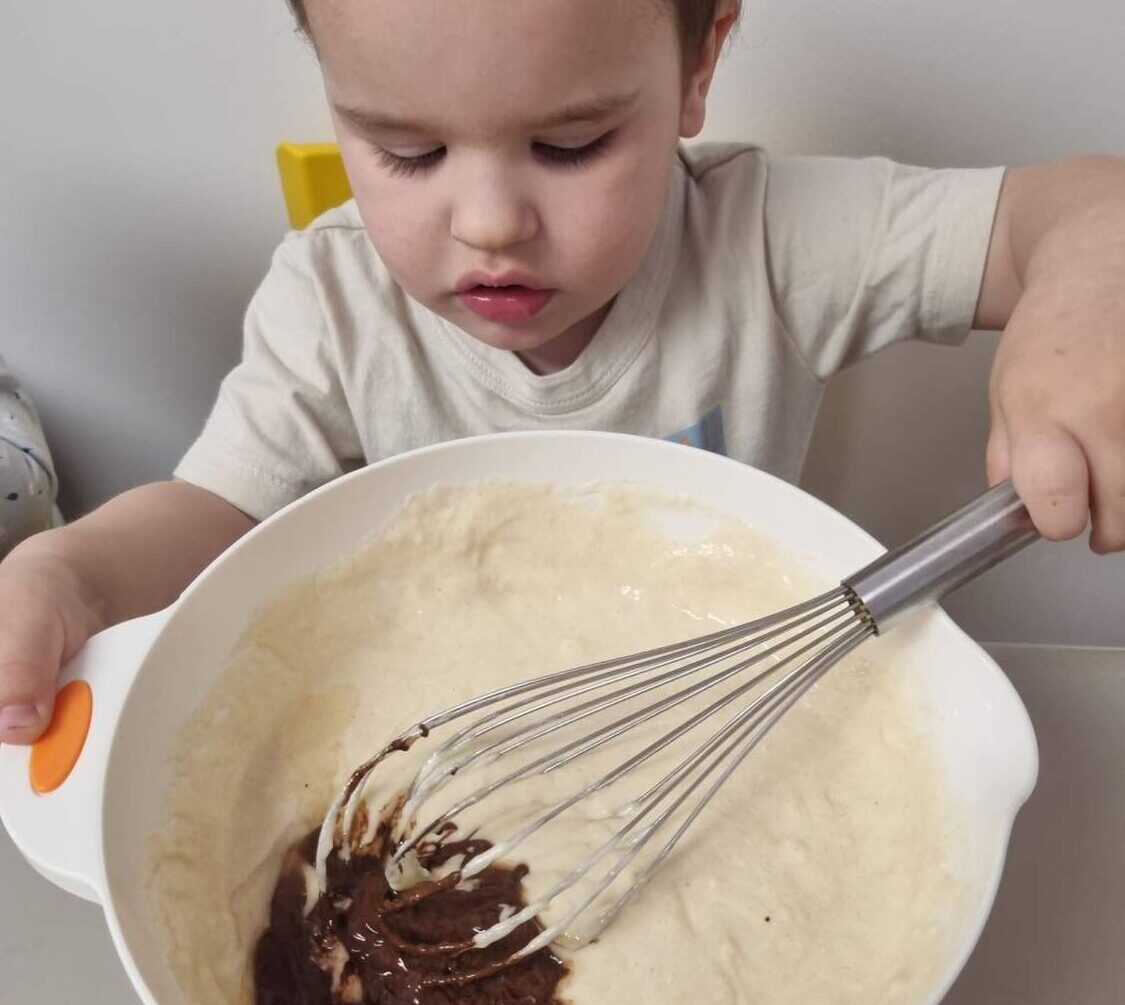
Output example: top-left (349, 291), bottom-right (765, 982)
top-left (974, 155), bottom-right (1125, 553)
top-left (0, 481), bottom-right (255, 743)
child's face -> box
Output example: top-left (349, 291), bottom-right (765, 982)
top-left (307, 0), bottom-right (719, 368)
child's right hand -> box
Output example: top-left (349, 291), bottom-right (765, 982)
top-left (0, 481), bottom-right (257, 746)
top-left (0, 548), bottom-right (103, 744)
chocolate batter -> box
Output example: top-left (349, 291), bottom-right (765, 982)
top-left (254, 825), bottom-right (567, 1004)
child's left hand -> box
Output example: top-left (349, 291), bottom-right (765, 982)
top-left (975, 155), bottom-right (1125, 554)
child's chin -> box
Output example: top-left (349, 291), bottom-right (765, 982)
top-left (460, 320), bottom-right (557, 353)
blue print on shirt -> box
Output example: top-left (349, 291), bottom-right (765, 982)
top-left (664, 405), bottom-right (727, 456)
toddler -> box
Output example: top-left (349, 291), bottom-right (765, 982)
top-left (1, 0), bottom-right (1123, 743)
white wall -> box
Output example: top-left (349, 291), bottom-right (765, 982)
top-left (1, 1), bottom-right (1122, 643)
top-left (1, 1), bottom-right (327, 511)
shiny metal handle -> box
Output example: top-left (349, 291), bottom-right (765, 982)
top-left (843, 481), bottom-right (1039, 632)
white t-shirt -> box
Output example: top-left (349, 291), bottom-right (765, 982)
top-left (175, 144), bottom-right (1004, 521)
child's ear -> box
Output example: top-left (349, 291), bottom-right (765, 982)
top-left (680, 1), bottom-right (739, 138)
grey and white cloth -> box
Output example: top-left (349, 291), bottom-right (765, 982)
top-left (0, 355), bottom-right (61, 556)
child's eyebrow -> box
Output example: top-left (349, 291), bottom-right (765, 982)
top-left (534, 91), bottom-right (640, 129)
top-left (333, 91), bottom-right (639, 136)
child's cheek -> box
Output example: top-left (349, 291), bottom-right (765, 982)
top-left (562, 151), bottom-right (673, 284)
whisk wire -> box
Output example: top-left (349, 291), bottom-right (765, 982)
top-left (458, 612), bottom-right (865, 885)
top-left (566, 619), bottom-right (875, 949)
top-left (475, 615), bottom-right (875, 955)
top-left (327, 591), bottom-right (852, 867)
top-left (391, 592), bottom-right (860, 865)
top-left (407, 590), bottom-right (848, 792)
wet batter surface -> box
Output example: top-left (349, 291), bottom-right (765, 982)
top-left (255, 827), bottom-right (566, 1005)
top-left (151, 483), bottom-right (971, 1004)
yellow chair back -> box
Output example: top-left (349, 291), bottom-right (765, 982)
top-left (276, 142), bottom-right (353, 230)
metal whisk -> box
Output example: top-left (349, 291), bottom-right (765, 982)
top-left (315, 480), bottom-right (1037, 970)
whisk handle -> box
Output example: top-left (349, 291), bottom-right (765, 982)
top-left (844, 480), bottom-right (1039, 632)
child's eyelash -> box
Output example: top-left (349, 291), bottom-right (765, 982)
top-left (375, 147), bottom-right (446, 179)
top-left (534, 132), bottom-right (615, 168)
top-left (374, 132), bottom-right (616, 179)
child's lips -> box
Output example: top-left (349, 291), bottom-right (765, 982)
top-left (457, 285), bottom-right (555, 323)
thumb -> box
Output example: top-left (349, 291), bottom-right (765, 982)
top-left (0, 590), bottom-right (68, 744)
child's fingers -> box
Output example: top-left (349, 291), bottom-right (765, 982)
top-left (0, 588), bottom-right (65, 745)
top-left (1006, 423), bottom-right (1090, 541)
top-left (1088, 442), bottom-right (1125, 553)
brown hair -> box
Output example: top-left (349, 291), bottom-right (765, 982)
top-left (285, 0), bottom-right (733, 57)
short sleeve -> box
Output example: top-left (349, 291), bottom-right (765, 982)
top-left (762, 156), bottom-right (1005, 381)
top-left (174, 237), bottom-right (364, 521)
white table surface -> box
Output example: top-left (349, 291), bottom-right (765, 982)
top-left (2, 643), bottom-right (1123, 1003)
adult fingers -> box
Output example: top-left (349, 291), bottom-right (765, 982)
top-left (1087, 439), bottom-right (1125, 553)
top-left (1006, 422), bottom-right (1090, 541)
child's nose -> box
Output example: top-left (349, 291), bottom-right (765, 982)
top-left (450, 175), bottom-right (538, 252)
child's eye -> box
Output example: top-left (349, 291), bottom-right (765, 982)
top-left (533, 132), bottom-right (615, 168)
top-left (375, 147), bottom-right (446, 178)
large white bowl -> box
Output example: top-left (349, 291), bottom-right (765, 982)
top-left (0, 431), bottom-right (1038, 1003)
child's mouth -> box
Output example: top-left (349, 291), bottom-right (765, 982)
top-left (457, 284), bottom-right (555, 324)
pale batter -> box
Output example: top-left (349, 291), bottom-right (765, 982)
top-left (149, 482), bottom-right (969, 1003)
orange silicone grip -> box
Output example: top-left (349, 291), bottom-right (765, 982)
top-left (29, 681), bottom-right (93, 795)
